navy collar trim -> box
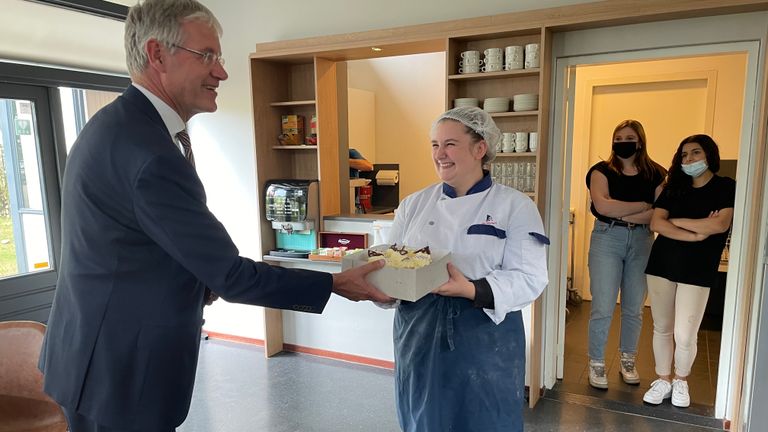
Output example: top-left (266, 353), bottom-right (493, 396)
top-left (442, 170), bottom-right (492, 198)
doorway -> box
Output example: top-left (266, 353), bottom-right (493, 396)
top-left (545, 37), bottom-right (761, 424)
top-left (560, 51), bottom-right (746, 409)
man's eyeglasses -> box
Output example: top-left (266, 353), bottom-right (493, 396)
top-left (171, 44), bottom-right (225, 66)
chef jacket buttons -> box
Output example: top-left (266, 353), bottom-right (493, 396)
top-left (429, 221), bottom-right (435, 225)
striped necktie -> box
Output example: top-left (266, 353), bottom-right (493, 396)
top-left (176, 129), bottom-right (195, 168)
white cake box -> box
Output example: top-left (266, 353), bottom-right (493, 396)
top-left (341, 244), bottom-right (452, 302)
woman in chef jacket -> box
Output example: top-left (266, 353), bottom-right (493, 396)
top-left (388, 107), bottom-right (549, 432)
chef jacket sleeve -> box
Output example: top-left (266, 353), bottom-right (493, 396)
top-left (483, 196), bottom-right (549, 324)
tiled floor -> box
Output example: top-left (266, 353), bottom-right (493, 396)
top-left (563, 300), bottom-right (721, 407)
top-left (178, 338), bottom-right (721, 431)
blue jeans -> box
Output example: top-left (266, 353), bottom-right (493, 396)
top-left (587, 220), bottom-right (653, 360)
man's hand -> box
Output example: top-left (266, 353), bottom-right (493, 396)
top-left (432, 262), bottom-right (474, 300)
top-left (332, 260), bottom-right (392, 302)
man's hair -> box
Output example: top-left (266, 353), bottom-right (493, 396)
top-left (124, 0), bottom-right (222, 76)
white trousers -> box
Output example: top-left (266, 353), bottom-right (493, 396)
top-left (646, 274), bottom-right (710, 377)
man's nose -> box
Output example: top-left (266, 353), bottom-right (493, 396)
top-left (213, 62), bottom-right (228, 80)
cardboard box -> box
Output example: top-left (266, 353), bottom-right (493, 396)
top-left (341, 244), bottom-right (451, 302)
top-left (280, 115), bottom-right (304, 145)
top-left (320, 232), bottom-right (368, 249)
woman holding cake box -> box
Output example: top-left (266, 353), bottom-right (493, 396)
top-left (387, 107), bottom-right (549, 431)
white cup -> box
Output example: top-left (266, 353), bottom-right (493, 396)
top-left (484, 47), bottom-right (503, 57)
top-left (461, 50), bottom-right (480, 60)
top-left (504, 46), bottom-right (524, 70)
top-left (515, 132), bottom-right (529, 152)
top-left (481, 55), bottom-right (503, 65)
top-left (481, 63), bottom-right (503, 73)
top-left (502, 132), bottom-right (516, 153)
top-left (524, 43), bottom-right (540, 69)
top-left (459, 65), bottom-right (480, 74)
top-left (459, 59), bottom-right (480, 67)
top-left (529, 132), bottom-right (538, 152)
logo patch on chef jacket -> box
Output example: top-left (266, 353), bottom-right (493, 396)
top-left (484, 215), bottom-right (496, 225)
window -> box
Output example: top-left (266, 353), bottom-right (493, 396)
top-left (0, 61), bottom-right (128, 321)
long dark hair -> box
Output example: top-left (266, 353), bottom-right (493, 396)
top-left (607, 119), bottom-right (666, 180)
top-left (665, 134), bottom-right (720, 194)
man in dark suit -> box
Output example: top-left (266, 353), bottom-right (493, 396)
top-left (38, 1), bottom-right (389, 431)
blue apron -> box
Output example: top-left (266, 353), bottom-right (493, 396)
top-left (394, 293), bottom-right (525, 432)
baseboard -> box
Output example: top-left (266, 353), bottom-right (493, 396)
top-left (204, 331), bottom-right (394, 370)
top-left (204, 331), bottom-right (265, 346)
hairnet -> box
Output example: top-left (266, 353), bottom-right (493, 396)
top-left (432, 107), bottom-right (501, 164)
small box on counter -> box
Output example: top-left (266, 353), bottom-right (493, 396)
top-left (308, 247), bottom-right (363, 262)
top-left (341, 244), bottom-right (451, 302)
top-left (279, 115), bottom-right (304, 145)
top-left (320, 231), bottom-right (368, 249)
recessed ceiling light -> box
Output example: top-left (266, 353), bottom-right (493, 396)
top-left (371, 47), bottom-right (383, 52)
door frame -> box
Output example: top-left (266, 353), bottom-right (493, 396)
top-left (545, 33), bottom-right (763, 422)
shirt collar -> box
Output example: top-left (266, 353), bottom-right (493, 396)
top-left (132, 83), bottom-right (186, 137)
top-left (442, 170), bottom-right (493, 198)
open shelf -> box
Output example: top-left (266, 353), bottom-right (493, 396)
top-left (272, 145), bottom-right (319, 150)
top-left (490, 110), bottom-right (539, 118)
top-left (448, 68), bottom-right (539, 81)
top-left (496, 152), bottom-right (537, 157)
top-left (270, 100), bottom-right (316, 107)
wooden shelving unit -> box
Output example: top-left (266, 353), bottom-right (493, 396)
top-left (446, 30), bottom-right (547, 206)
top-left (249, 56), bottom-right (349, 358)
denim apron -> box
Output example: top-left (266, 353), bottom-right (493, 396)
top-left (394, 293), bottom-right (525, 432)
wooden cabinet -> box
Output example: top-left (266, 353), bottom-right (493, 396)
top-left (250, 56), bottom-right (349, 356)
top-left (446, 29), bottom-right (551, 211)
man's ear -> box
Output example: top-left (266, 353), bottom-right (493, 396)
top-left (145, 39), bottom-right (167, 72)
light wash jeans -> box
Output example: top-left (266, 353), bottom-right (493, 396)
top-left (587, 220), bottom-right (653, 360)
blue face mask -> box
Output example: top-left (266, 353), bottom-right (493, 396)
top-left (681, 159), bottom-right (708, 178)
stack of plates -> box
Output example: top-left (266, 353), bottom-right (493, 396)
top-left (483, 97), bottom-right (510, 113)
top-left (454, 98), bottom-right (479, 108)
top-left (512, 93), bottom-right (538, 112)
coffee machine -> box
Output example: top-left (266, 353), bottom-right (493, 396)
top-left (265, 179), bottom-right (320, 258)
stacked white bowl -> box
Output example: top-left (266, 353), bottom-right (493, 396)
top-left (454, 98), bottom-right (480, 108)
top-left (483, 97), bottom-right (510, 113)
top-left (512, 93), bottom-right (538, 112)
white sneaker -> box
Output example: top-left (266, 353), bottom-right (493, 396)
top-left (619, 352), bottom-right (640, 384)
top-left (643, 378), bottom-right (672, 404)
top-left (588, 359), bottom-right (608, 389)
top-left (672, 379), bottom-right (691, 408)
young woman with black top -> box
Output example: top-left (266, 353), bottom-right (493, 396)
top-left (642, 134), bottom-right (735, 408)
top-left (585, 119), bottom-right (667, 389)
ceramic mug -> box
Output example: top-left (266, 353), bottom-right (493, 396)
top-left (461, 50), bottom-right (480, 60)
top-left (504, 45), bottom-right (524, 70)
top-left (502, 132), bottom-right (516, 153)
top-left (459, 65), bottom-right (480, 74)
top-left (524, 43), bottom-right (540, 69)
top-left (529, 132), bottom-right (538, 152)
top-left (484, 47), bottom-right (503, 57)
top-left (515, 132), bottom-right (529, 152)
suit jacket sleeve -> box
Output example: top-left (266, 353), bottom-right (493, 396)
top-left (133, 151), bottom-right (331, 312)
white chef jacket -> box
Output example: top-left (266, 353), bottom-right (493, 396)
top-left (389, 180), bottom-right (549, 324)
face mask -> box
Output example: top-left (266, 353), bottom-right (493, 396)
top-left (612, 141), bottom-right (638, 159)
top-left (681, 159), bottom-right (709, 178)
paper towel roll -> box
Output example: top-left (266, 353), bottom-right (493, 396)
top-left (376, 170), bottom-right (399, 186)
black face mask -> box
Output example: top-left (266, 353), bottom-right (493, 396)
top-left (612, 141), bottom-right (638, 159)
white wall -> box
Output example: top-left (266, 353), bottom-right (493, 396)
top-left (1, 0), bottom-right (597, 350)
top-left (197, 0), bottom-right (592, 344)
top-left (347, 54), bottom-right (445, 200)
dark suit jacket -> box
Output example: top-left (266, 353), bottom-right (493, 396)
top-left (39, 86), bottom-right (333, 430)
